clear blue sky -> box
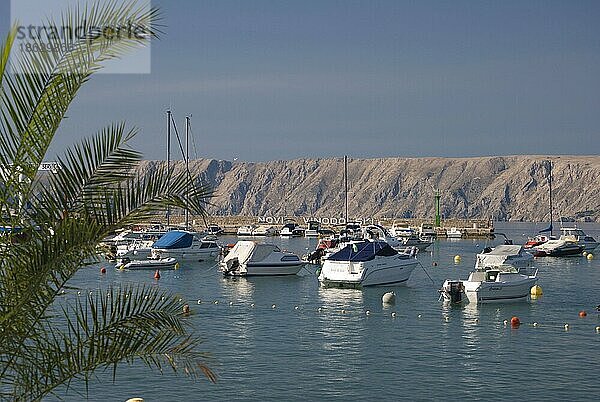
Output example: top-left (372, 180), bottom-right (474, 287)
top-left (2, 0), bottom-right (599, 161)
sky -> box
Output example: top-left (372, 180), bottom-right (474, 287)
top-left (1, 0), bottom-right (599, 162)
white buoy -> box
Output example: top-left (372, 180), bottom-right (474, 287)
top-left (391, 312), bottom-right (397, 318)
top-left (365, 310), bottom-right (371, 316)
top-left (294, 305), bottom-right (299, 310)
top-left (250, 303), bottom-right (255, 307)
top-left (271, 304), bottom-right (276, 309)
top-left (564, 323), bottom-right (570, 331)
top-left (444, 316), bottom-right (449, 322)
top-left (341, 309), bottom-right (346, 314)
top-left (503, 319), bottom-right (508, 326)
top-left (229, 301), bottom-right (234, 306)
top-left (197, 299), bottom-right (202, 304)
top-left (533, 322), bottom-right (539, 327)
top-left (318, 307), bottom-right (323, 312)
top-left (417, 314), bottom-right (422, 318)
top-left (382, 291), bottom-right (396, 305)
top-left (214, 300), bottom-right (219, 304)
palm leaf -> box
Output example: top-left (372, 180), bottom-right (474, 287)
top-left (10, 286), bottom-right (215, 400)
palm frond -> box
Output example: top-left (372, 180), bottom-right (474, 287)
top-left (10, 285), bottom-right (215, 400)
top-left (0, 0), bottom-right (159, 220)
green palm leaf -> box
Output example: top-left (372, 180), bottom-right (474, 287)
top-left (0, 1), bottom-right (217, 398)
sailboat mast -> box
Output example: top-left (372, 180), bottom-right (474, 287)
top-left (185, 116), bottom-right (190, 230)
top-left (549, 160), bottom-right (553, 237)
top-left (344, 155), bottom-right (348, 223)
top-left (166, 109), bottom-right (172, 226)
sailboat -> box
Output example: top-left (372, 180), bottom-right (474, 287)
top-left (526, 160), bottom-right (583, 257)
top-left (524, 160), bottom-right (555, 249)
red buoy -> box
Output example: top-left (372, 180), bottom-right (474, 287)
top-left (579, 310), bottom-right (587, 318)
top-left (100, 267), bottom-right (106, 274)
top-left (154, 270), bottom-right (160, 280)
top-left (510, 316), bottom-right (520, 328)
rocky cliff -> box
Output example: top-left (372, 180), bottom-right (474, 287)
top-left (138, 155), bottom-right (600, 222)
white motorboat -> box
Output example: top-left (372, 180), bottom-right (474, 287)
top-left (220, 240), bottom-right (304, 276)
top-left (206, 224), bottom-right (223, 236)
top-left (116, 257), bottom-right (178, 270)
top-left (401, 234), bottom-right (433, 251)
top-left (532, 239), bottom-right (584, 257)
top-left (446, 227), bottom-right (462, 239)
top-left (363, 224), bottom-right (404, 250)
top-left (151, 230), bottom-right (221, 262)
top-left (305, 221), bottom-right (321, 237)
top-left (419, 223), bottom-right (437, 238)
top-left (318, 241), bottom-right (419, 288)
top-left (440, 265), bottom-right (538, 304)
top-left (559, 227), bottom-right (598, 252)
top-left (251, 225), bottom-right (277, 236)
top-left (389, 225), bottom-right (415, 238)
top-left (475, 245), bottom-right (534, 270)
top-left (114, 239), bottom-right (154, 260)
top-left (237, 225), bottom-right (255, 236)
top-left (280, 222), bottom-right (305, 237)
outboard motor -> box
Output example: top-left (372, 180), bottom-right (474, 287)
top-left (409, 246), bottom-right (418, 258)
top-left (440, 280), bottom-right (464, 303)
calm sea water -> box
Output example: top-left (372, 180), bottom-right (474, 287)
top-left (59, 223), bottom-right (599, 401)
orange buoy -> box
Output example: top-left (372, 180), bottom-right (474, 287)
top-left (510, 316), bottom-right (520, 328)
top-left (100, 267), bottom-right (106, 274)
top-left (578, 310), bottom-right (587, 318)
top-left (154, 270), bottom-right (161, 280)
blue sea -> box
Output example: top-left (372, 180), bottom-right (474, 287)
top-left (60, 222), bottom-right (600, 401)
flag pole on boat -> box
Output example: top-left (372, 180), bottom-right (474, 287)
top-left (166, 109), bottom-right (172, 226)
top-left (344, 155), bottom-right (348, 223)
top-left (185, 115), bottom-right (190, 231)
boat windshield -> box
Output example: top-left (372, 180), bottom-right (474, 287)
top-left (327, 241), bottom-right (397, 262)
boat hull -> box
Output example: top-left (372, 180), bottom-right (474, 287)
top-left (244, 262), bottom-right (304, 276)
top-left (464, 277), bottom-right (537, 304)
top-left (153, 248), bottom-right (220, 262)
top-left (318, 258), bottom-right (417, 288)
top-left (116, 257), bottom-right (178, 270)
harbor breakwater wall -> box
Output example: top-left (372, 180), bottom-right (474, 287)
top-left (138, 155), bottom-right (600, 223)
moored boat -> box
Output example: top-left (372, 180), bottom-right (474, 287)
top-left (532, 239), bottom-right (584, 257)
top-left (440, 265), bottom-right (538, 304)
top-left (475, 245), bottom-right (534, 269)
top-left (151, 230), bottom-right (221, 262)
top-left (116, 257), bottom-right (178, 270)
top-left (318, 241), bottom-right (418, 288)
top-left (559, 227), bottom-right (598, 252)
top-left (220, 240), bottom-right (304, 276)
top-left (446, 227), bottom-right (462, 239)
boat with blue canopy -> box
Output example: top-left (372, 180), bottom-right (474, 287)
top-left (151, 230), bottom-right (221, 262)
top-left (318, 240), bottom-right (418, 288)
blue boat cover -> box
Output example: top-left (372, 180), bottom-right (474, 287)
top-left (152, 231), bottom-right (193, 249)
top-left (327, 241), bottom-right (397, 262)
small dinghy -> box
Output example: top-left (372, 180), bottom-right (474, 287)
top-left (116, 257), bottom-right (178, 270)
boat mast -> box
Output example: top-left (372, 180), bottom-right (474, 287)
top-left (344, 155), bottom-right (348, 223)
top-left (166, 109), bottom-right (172, 226)
top-left (185, 115), bottom-right (190, 230)
top-left (549, 160), bottom-right (553, 237)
